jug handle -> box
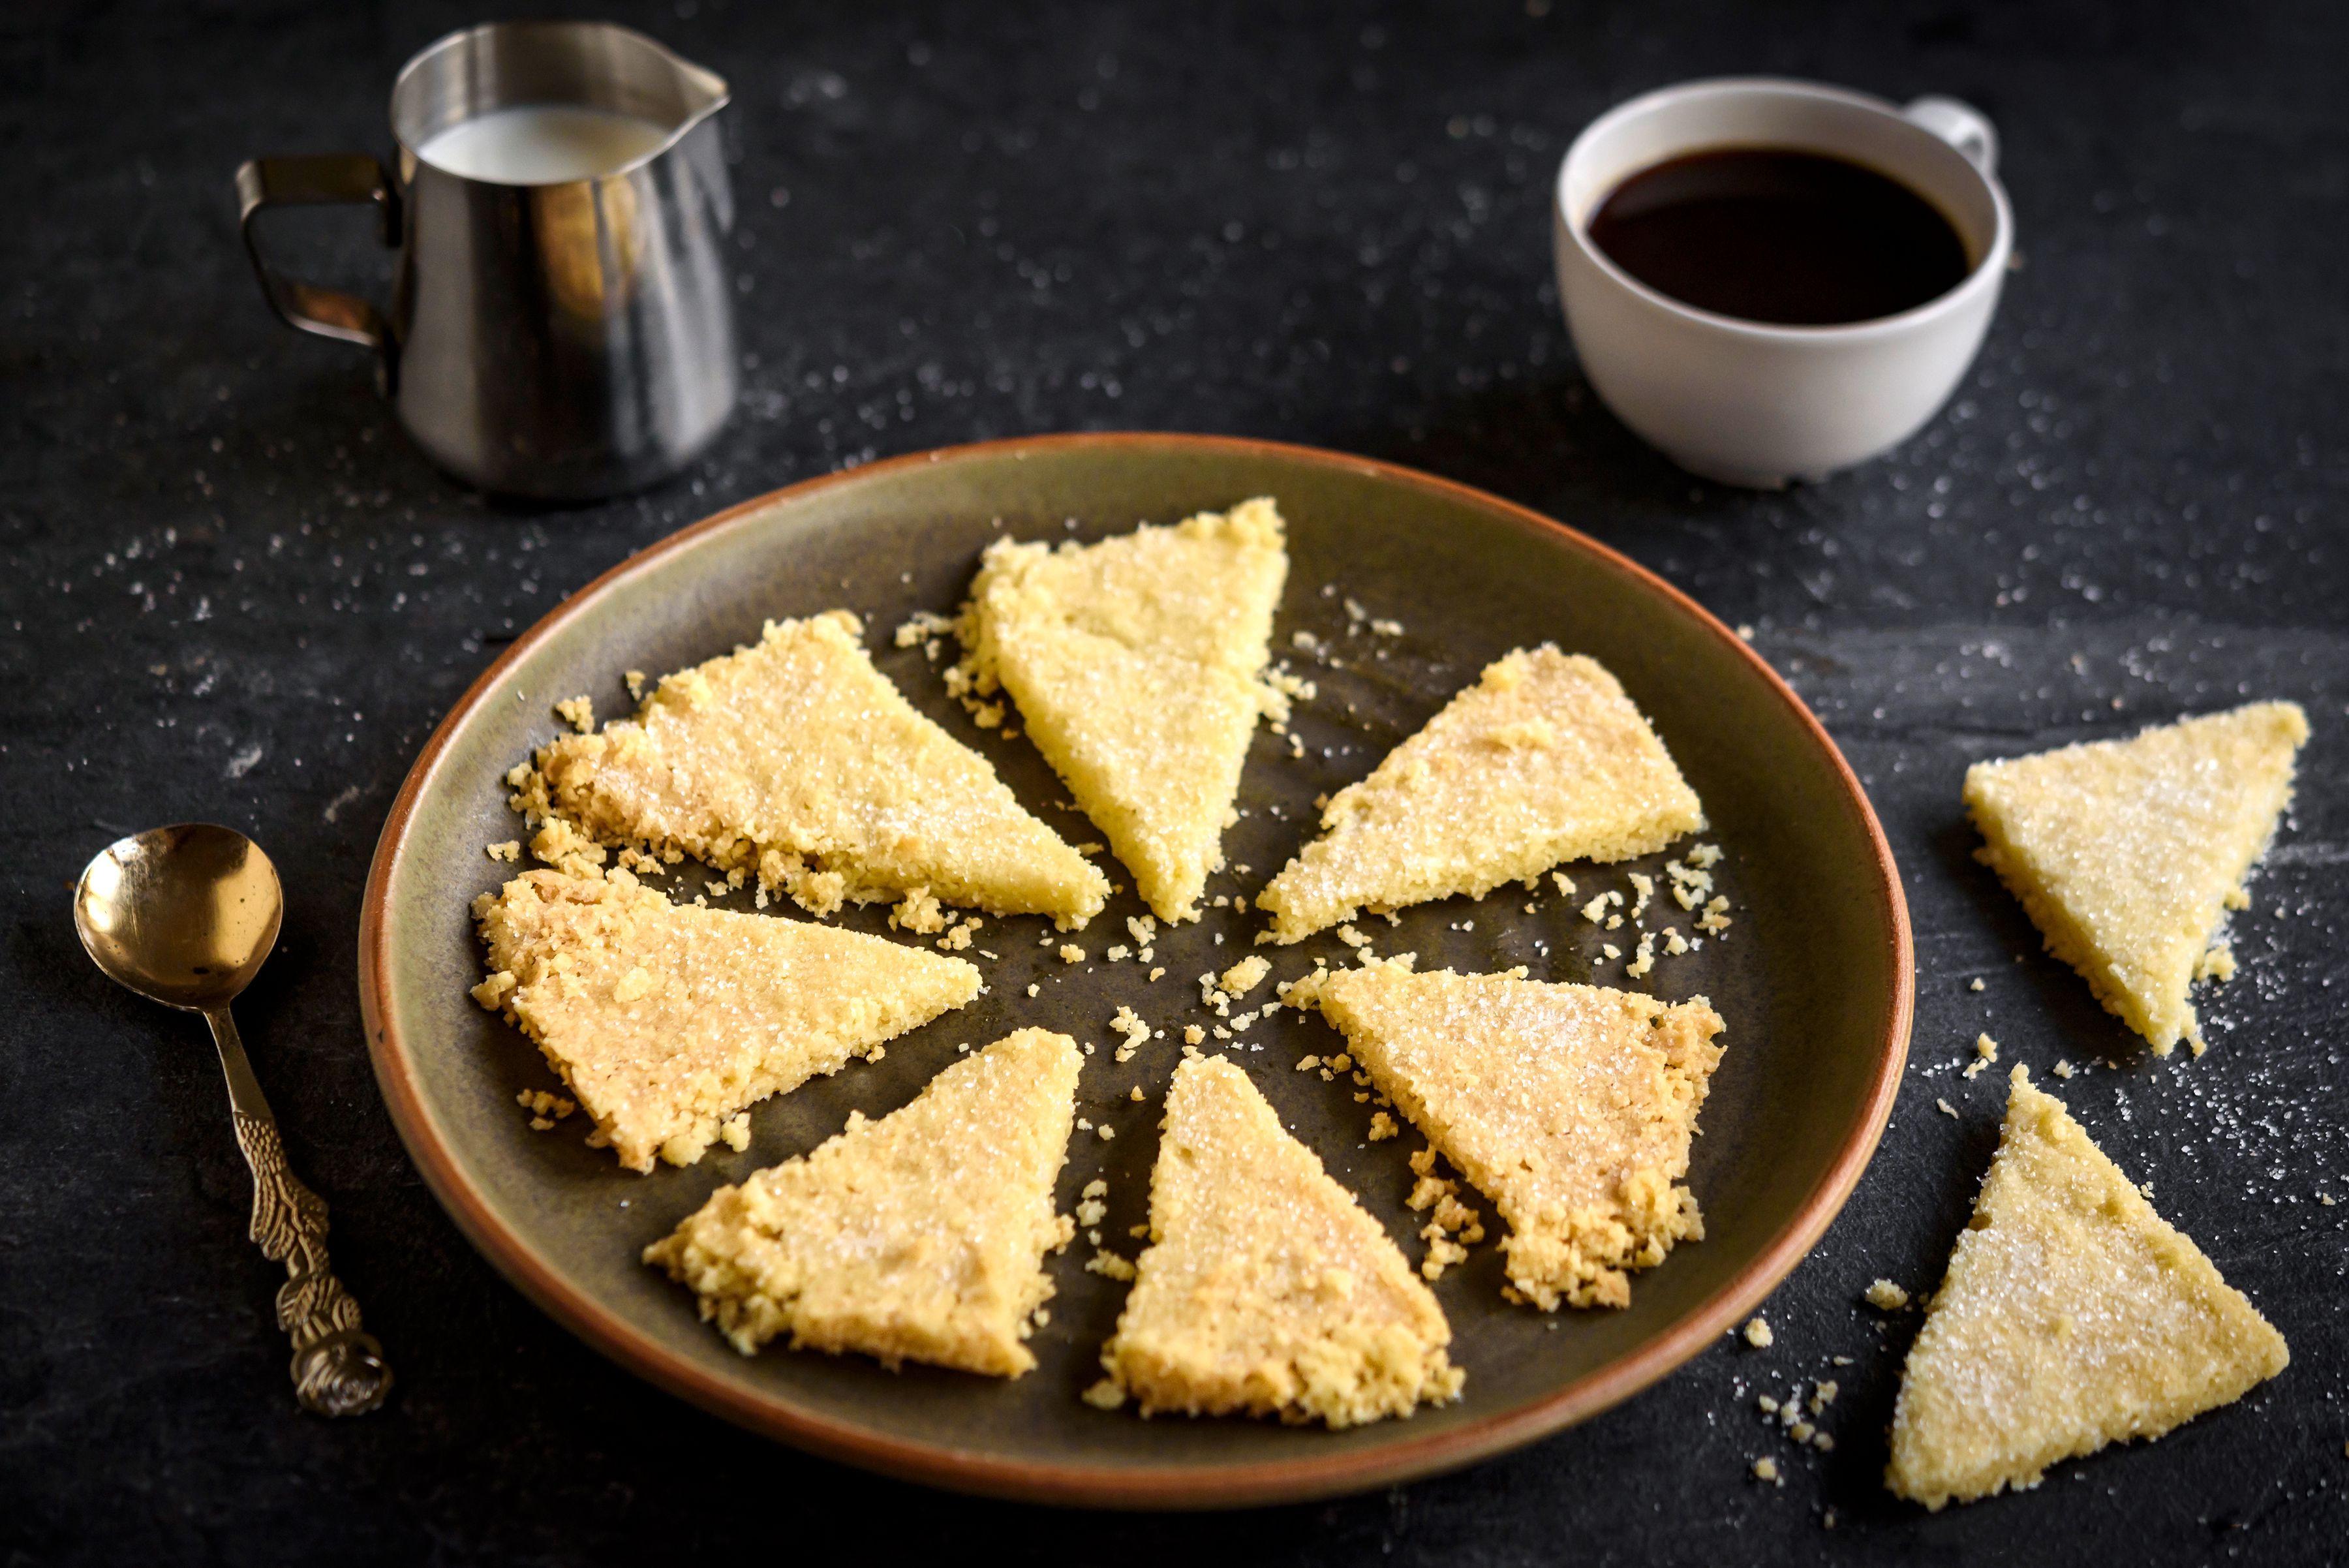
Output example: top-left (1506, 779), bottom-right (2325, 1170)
top-left (234, 155), bottom-right (401, 388)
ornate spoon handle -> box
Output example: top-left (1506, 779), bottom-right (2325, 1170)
top-left (206, 1006), bottom-right (393, 1416)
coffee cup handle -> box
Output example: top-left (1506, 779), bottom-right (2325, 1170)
top-left (1903, 96), bottom-right (1998, 178)
top-left (234, 156), bottom-right (402, 387)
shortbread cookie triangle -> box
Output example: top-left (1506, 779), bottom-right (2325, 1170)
top-left (1886, 1067), bottom-right (2288, 1509)
top-left (1298, 959), bottom-right (1725, 1310)
top-left (959, 499), bottom-right (1289, 923)
top-left (1965, 701), bottom-right (2308, 1053)
top-left (521, 610), bottom-right (1109, 926)
top-left (1092, 1055), bottom-right (1463, 1427)
top-left (1258, 645), bottom-right (1703, 942)
top-left (644, 1028), bottom-right (1081, 1377)
top-left (472, 867), bottom-right (984, 1171)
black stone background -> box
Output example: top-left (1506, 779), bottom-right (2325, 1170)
top-left (3, 0), bottom-right (2345, 1561)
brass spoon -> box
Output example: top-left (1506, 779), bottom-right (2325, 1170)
top-left (74, 823), bottom-right (392, 1416)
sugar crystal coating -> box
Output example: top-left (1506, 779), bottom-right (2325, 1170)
top-left (959, 499), bottom-right (1289, 923)
top-left (1257, 646), bottom-right (1704, 942)
top-left (519, 609), bottom-right (1107, 925)
top-left (1886, 1067), bottom-right (2289, 1509)
top-left (1096, 1056), bottom-right (1463, 1426)
top-left (1964, 701), bottom-right (2307, 1053)
top-left (643, 1028), bottom-right (1081, 1377)
top-left (1299, 959), bottom-right (1725, 1310)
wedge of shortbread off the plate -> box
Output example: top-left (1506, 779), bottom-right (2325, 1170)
top-left (1090, 1055), bottom-right (1463, 1427)
top-left (1886, 1067), bottom-right (2288, 1510)
top-left (472, 867), bottom-right (982, 1171)
top-left (1964, 701), bottom-right (2308, 1055)
top-left (516, 609), bottom-right (1109, 927)
top-left (1255, 645), bottom-right (1704, 943)
top-left (955, 499), bottom-right (1289, 924)
top-left (1293, 959), bottom-right (1725, 1310)
top-left (643, 1028), bottom-right (1081, 1376)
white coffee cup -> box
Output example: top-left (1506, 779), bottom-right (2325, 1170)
top-left (1552, 78), bottom-right (2012, 489)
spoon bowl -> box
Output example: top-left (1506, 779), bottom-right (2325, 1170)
top-left (74, 823), bottom-right (283, 1012)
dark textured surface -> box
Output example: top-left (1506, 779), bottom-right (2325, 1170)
top-left (3, 0), bottom-right (2344, 1561)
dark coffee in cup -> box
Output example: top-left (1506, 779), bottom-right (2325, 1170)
top-left (1587, 147), bottom-right (1970, 326)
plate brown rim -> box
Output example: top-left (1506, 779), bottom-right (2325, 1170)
top-left (358, 431), bottom-right (1914, 1510)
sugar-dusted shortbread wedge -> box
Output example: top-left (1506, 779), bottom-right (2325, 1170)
top-left (1257, 646), bottom-right (1704, 942)
top-left (519, 610), bottom-right (1108, 926)
top-left (957, 499), bottom-right (1289, 923)
top-left (1887, 1068), bottom-right (2288, 1509)
top-left (1965, 701), bottom-right (2309, 1053)
top-left (1092, 1056), bottom-right (1463, 1427)
top-left (472, 868), bottom-right (981, 1171)
top-left (1297, 959), bottom-right (1725, 1310)
top-left (643, 1028), bottom-right (1081, 1376)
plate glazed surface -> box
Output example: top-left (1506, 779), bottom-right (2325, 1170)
top-left (360, 433), bottom-right (1911, 1507)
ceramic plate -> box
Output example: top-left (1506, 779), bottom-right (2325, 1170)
top-left (359, 433), bottom-right (1911, 1507)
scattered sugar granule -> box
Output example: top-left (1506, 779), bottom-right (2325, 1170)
top-left (1368, 1111), bottom-right (1398, 1141)
top-left (1813, 1432), bottom-right (1835, 1453)
top-left (1753, 1457), bottom-right (1780, 1483)
top-left (623, 669), bottom-right (647, 701)
top-left (1662, 927), bottom-right (1689, 956)
top-left (1969, 977), bottom-right (1986, 992)
top-left (1627, 872), bottom-right (1655, 917)
top-left (1294, 1054), bottom-right (1322, 1072)
top-left (1758, 1394), bottom-right (1781, 1414)
top-left (1601, 943), bottom-right (1621, 961)
top-left (1097, 1124), bottom-right (1116, 1141)
top-left (1026, 983), bottom-right (1040, 998)
top-left (1865, 1279), bottom-right (1910, 1311)
top-left (2053, 1058), bottom-right (2075, 1079)
top-left (1336, 923), bottom-right (1372, 949)
top-left (1183, 1024), bottom-right (1205, 1046)
top-left (1790, 1421), bottom-right (1815, 1443)
top-left (1082, 1379), bottom-right (1127, 1411)
top-left (1551, 870), bottom-right (1576, 897)
top-left (1687, 842), bottom-right (1723, 869)
top-left (718, 1112), bottom-right (752, 1153)
top-left (1580, 890), bottom-right (1623, 924)
top-left (486, 840), bottom-right (521, 863)
top-left (1698, 895), bottom-right (1733, 934)
top-left (1058, 944), bottom-right (1085, 964)
top-left (1937, 1097), bottom-right (1959, 1118)
top-left (1743, 1317), bottom-right (1773, 1349)
top-left (1105, 944), bottom-right (1131, 962)
top-left (553, 695), bottom-right (594, 733)
top-left (1810, 1380), bottom-right (1837, 1411)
